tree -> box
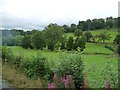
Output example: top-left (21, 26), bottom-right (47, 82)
top-left (31, 29), bottom-right (39, 35)
top-left (90, 19), bottom-right (104, 30)
top-left (113, 18), bottom-right (118, 28)
top-left (45, 24), bottom-right (64, 51)
top-left (76, 36), bottom-right (86, 52)
top-left (118, 17), bottom-right (120, 28)
top-left (97, 32), bottom-right (111, 43)
top-left (77, 21), bottom-right (81, 29)
top-left (73, 37), bottom-right (79, 50)
top-left (74, 29), bottom-right (83, 37)
top-left (31, 31), bottom-right (46, 50)
top-left (22, 35), bottom-right (33, 49)
top-left (106, 17), bottom-right (114, 28)
top-left (84, 31), bottom-right (93, 42)
top-left (66, 36), bottom-right (74, 51)
top-left (86, 19), bottom-right (91, 30)
top-left (70, 24), bottom-right (77, 33)
top-left (80, 21), bottom-right (88, 31)
top-left (91, 35), bottom-right (98, 42)
top-left (12, 35), bottom-right (24, 46)
top-left (63, 24), bottom-right (70, 33)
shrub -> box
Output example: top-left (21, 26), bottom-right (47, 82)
top-left (58, 52), bottom-right (84, 89)
top-left (2, 46), bottom-right (15, 64)
top-left (22, 54), bottom-right (51, 79)
top-left (14, 54), bottom-right (24, 68)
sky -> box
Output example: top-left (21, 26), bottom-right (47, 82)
top-left (0, 0), bottom-right (119, 30)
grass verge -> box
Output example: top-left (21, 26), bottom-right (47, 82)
top-left (2, 64), bottom-right (43, 88)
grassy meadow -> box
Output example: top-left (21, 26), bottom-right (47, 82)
top-left (3, 28), bottom-right (118, 88)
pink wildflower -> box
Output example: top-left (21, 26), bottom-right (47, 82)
top-left (47, 82), bottom-right (56, 88)
top-left (62, 75), bottom-right (69, 88)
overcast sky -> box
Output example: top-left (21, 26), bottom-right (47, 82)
top-left (0, 0), bottom-right (119, 30)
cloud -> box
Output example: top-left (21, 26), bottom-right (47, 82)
top-left (1, 0), bottom-right (119, 30)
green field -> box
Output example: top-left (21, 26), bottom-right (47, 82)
top-left (89, 28), bottom-right (118, 43)
top-left (83, 43), bottom-right (114, 54)
top-left (7, 46), bottom-right (118, 88)
top-left (66, 28), bottom-right (118, 43)
top-left (5, 28), bottom-right (118, 88)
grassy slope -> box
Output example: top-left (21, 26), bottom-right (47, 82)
top-left (6, 28), bottom-right (118, 88)
top-left (7, 46), bottom-right (118, 88)
top-left (89, 28), bottom-right (118, 43)
top-left (66, 28), bottom-right (118, 43)
top-left (83, 43), bottom-right (114, 54)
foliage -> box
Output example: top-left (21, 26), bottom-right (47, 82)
top-left (70, 24), bottom-right (77, 33)
top-left (66, 36), bottom-right (74, 51)
top-left (113, 34), bottom-right (120, 45)
top-left (22, 35), bottom-right (33, 49)
top-left (2, 35), bottom-right (23, 46)
top-left (97, 31), bottom-right (111, 43)
top-left (113, 34), bottom-right (120, 55)
top-left (117, 45), bottom-right (120, 56)
top-left (22, 54), bottom-right (49, 79)
top-left (14, 54), bottom-right (24, 68)
top-left (84, 31), bottom-right (93, 42)
top-left (4, 46), bottom-right (118, 88)
top-left (31, 31), bottom-right (46, 49)
top-left (60, 36), bottom-right (67, 50)
top-left (2, 46), bottom-right (15, 64)
top-left (2, 30), bottom-right (24, 46)
top-left (60, 42), bottom-right (66, 50)
top-left (100, 60), bottom-right (118, 88)
top-left (74, 29), bottom-right (83, 37)
top-left (76, 36), bottom-right (86, 52)
top-left (45, 24), bottom-right (64, 51)
top-left (63, 24), bottom-right (71, 33)
top-left (106, 17), bottom-right (114, 28)
top-left (59, 52), bottom-right (84, 89)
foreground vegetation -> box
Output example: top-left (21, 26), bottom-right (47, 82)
top-left (2, 45), bottom-right (118, 88)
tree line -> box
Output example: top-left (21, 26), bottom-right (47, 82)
top-left (2, 17), bottom-right (120, 53)
top-left (63, 17), bottom-right (120, 33)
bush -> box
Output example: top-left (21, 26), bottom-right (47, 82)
top-left (58, 52), bottom-right (84, 89)
top-left (22, 54), bottom-right (51, 79)
top-left (2, 46), bottom-right (15, 64)
top-left (14, 54), bottom-right (24, 68)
